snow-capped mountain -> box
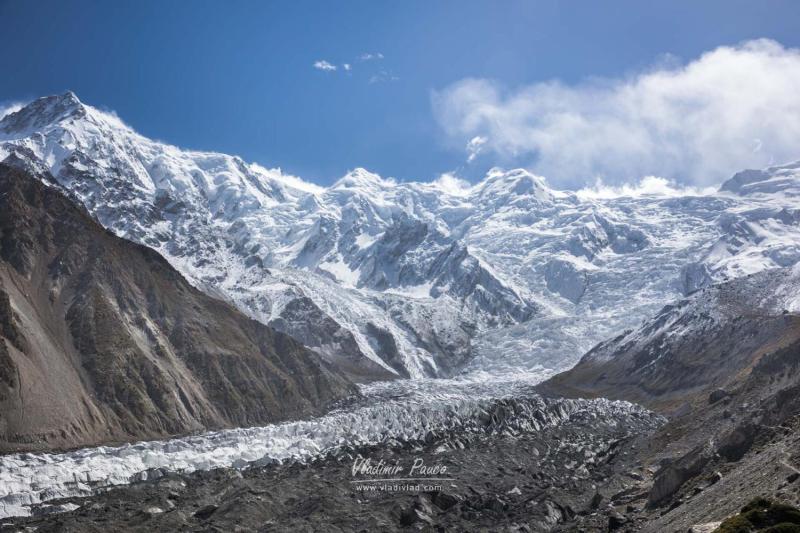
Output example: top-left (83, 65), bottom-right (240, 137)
top-left (2, 92), bottom-right (800, 378)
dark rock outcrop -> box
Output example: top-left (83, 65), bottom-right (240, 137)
top-left (648, 441), bottom-right (715, 507)
top-left (269, 296), bottom-right (394, 382)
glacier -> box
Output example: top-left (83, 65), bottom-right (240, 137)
top-left (0, 374), bottom-right (660, 519)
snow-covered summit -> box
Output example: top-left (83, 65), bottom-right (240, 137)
top-left (331, 167), bottom-right (392, 190)
top-left (719, 161), bottom-right (800, 197)
top-left (475, 168), bottom-right (558, 203)
top-left (2, 92), bottom-right (800, 379)
top-left (0, 91), bottom-right (86, 134)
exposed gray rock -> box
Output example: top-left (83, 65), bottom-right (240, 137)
top-left (708, 388), bottom-right (729, 404)
top-left (647, 441), bottom-right (715, 507)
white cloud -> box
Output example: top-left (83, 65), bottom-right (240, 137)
top-left (313, 60), bottom-right (337, 72)
top-left (466, 135), bottom-right (487, 163)
top-left (249, 163), bottom-right (325, 195)
top-left (313, 53), bottom-right (388, 79)
top-left (432, 172), bottom-right (472, 196)
top-left (432, 39), bottom-right (800, 188)
top-left (369, 70), bottom-right (399, 84)
top-left (575, 176), bottom-right (717, 200)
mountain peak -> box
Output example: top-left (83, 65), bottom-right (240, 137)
top-left (476, 168), bottom-right (555, 202)
top-left (0, 91), bottom-right (87, 135)
top-left (58, 90), bottom-right (82, 105)
top-left (720, 160), bottom-right (800, 196)
top-left (331, 167), bottom-right (393, 190)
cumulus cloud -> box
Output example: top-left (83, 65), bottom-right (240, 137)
top-left (343, 63), bottom-right (352, 71)
top-left (313, 60), bottom-right (337, 72)
top-left (432, 39), bottom-right (800, 188)
top-left (360, 52), bottom-right (384, 61)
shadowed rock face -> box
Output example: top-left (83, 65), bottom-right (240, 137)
top-left (0, 164), bottom-right (357, 453)
top-left (269, 296), bottom-right (396, 383)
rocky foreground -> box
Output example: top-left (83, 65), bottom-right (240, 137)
top-left (4, 401), bottom-right (800, 533)
top-left (5, 402), bottom-right (799, 532)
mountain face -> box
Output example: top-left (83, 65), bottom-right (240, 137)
top-left (0, 163), bottom-right (356, 452)
top-left (2, 92), bottom-right (800, 379)
top-left (539, 266), bottom-right (800, 413)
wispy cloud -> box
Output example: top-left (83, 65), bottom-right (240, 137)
top-left (432, 172), bottom-right (472, 196)
top-left (313, 52), bottom-right (393, 82)
top-left (0, 101), bottom-right (24, 121)
top-left (369, 70), bottom-right (399, 84)
top-left (466, 135), bottom-right (487, 163)
top-left (313, 60), bottom-right (337, 72)
top-left (576, 176), bottom-right (717, 200)
top-left (432, 39), bottom-right (800, 188)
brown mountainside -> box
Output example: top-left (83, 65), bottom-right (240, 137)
top-left (0, 163), bottom-right (357, 452)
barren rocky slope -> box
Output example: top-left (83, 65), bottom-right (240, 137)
top-left (538, 267), bottom-right (800, 530)
top-left (539, 267), bottom-right (800, 413)
top-left (0, 163), bottom-right (356, 453)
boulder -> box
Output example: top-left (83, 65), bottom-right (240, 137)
top-left (647, 441), bottom-right (714, 507)
top-left (708, 388), bottom-right (729, 404)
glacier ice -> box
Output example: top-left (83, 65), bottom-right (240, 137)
top-left (0, 373), bottom-right (660, 519)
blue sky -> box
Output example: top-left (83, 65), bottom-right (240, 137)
top-left (2, 0), bottom-right (800, 187)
